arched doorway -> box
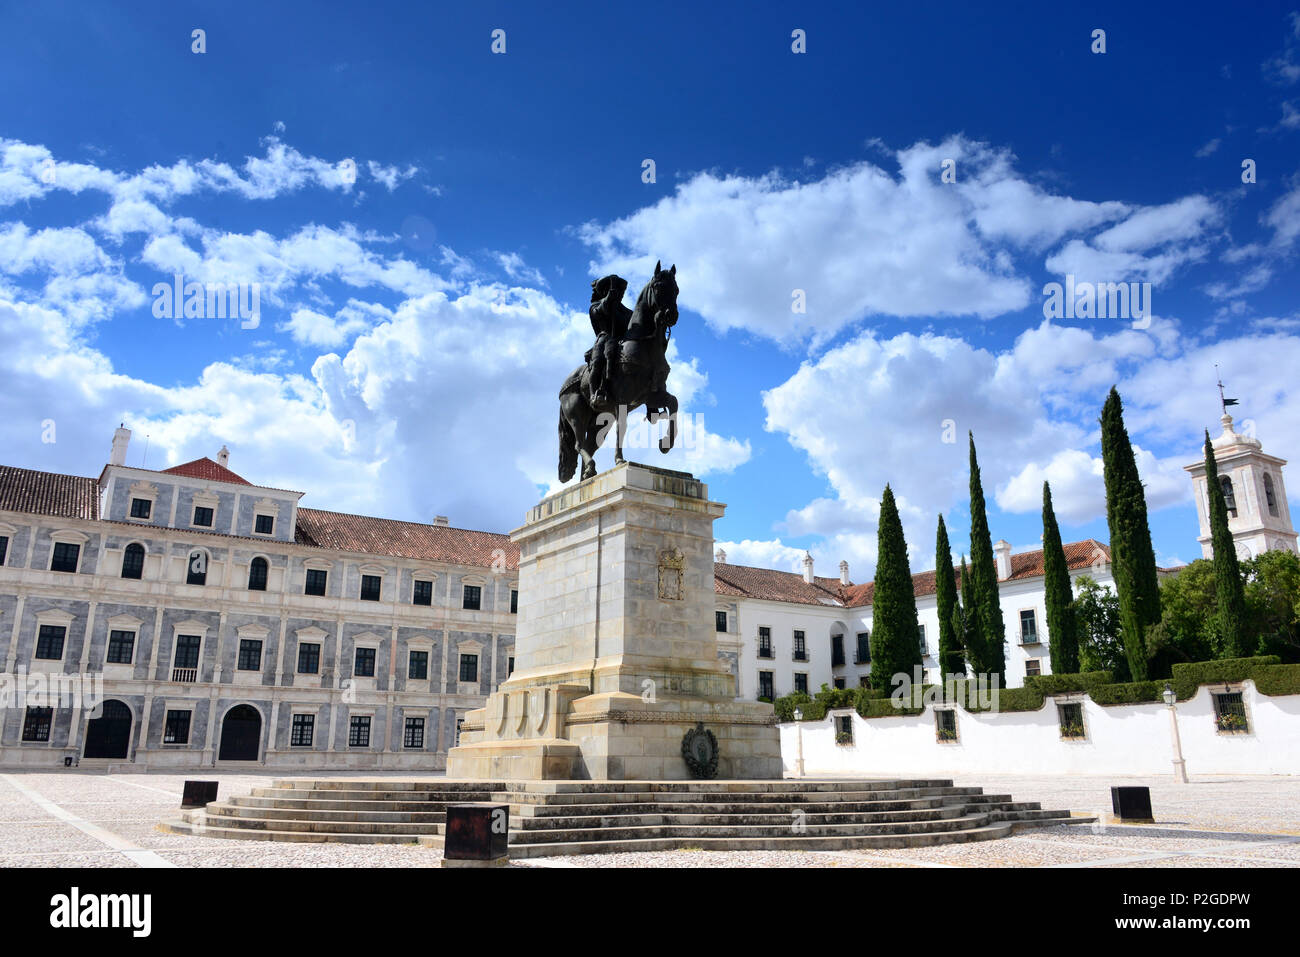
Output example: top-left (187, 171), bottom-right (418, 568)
top-left (218, 705), bottom-right (261, 761)
top-left (83, 699), bottom-right (132, 759)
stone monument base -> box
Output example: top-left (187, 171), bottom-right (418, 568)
top-left (445, 462), bottom-right (782, 781)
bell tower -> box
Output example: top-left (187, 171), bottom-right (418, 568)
top-left (1184, 379), bottom-right (1298, 560)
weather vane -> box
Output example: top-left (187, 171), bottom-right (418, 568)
top-left (1215, 363), bottom-right (1239, 416)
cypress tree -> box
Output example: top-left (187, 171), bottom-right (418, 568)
top-left (967, 433), bottom-right (1007, 682)
top-left (1204, 431), bottom-right (1251, 657)
top-left (1042, 481), bottom-right (1080, 674)
top-left (1100, 387), bottom-right (1163, 680)
top-left (869, 485), bottom-right (924, 694)
top-left (935, 515), bottom-right (965, 679)
top-left (958, 554), bottom-right (983, 671)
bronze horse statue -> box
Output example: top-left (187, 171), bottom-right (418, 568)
top-left (558, 261), bottom-right (679, 482)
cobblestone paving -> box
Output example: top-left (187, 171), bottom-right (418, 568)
top-left (0, 770), bottom-right (1294, 868)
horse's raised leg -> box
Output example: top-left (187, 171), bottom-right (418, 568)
top-left (614, 402), bottom-right (627, 465)
top-left (659, 393), bottom-right (678, 453)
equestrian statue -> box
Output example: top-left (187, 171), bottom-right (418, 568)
top-left (558, 260), bottom-right (679, 482)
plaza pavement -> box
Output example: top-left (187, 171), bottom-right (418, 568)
top-left (0, 770), bottom-right (1295, 868)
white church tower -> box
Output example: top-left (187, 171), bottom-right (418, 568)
top-left (1184, 383), bottom-right (1298, 560)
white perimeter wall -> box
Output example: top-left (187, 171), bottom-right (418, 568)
top-left (779, 681), bottom-right (1300, 776)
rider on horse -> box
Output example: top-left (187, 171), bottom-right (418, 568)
top-left (587, 274), bottom-right (632, 405)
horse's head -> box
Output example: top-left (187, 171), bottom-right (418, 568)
top-left (647, 260), bottom-right (678, 330)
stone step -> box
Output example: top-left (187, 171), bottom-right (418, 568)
top-left (160, 819), bottom-right (426, 844)
top-left (509, 806), bottom-right (970, 829)
top-left (498, 785), bottom-right (984, 806)
top-left (502, 812), bottom-right (1000, 845)
top-left (206, 804), bottom-right (447, 824)
top-left (187, 811), bottom-right (445, 835)
top-left (232, 796), bottom-right (472, 813)
top-left (269, 779), bottom-right (505, 792)
top-left (251, 787), bottom-right (494, 802)
top-left (486, 822), bottom-right (1020, 858)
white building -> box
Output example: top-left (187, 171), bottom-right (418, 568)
top-left (714, 539), bottom-right (1117, 697)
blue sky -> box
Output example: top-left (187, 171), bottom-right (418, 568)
top-left (2, 1), bottom-right (1299, 579)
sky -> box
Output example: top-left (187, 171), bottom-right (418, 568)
top-left (1, 1), bottom-right (1299, 581)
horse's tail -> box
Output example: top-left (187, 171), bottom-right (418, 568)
top-left (558, 403), bottom-right (578, 483)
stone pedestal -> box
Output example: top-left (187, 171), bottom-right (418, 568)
top-left (446, 462), bottom-right (781, 780)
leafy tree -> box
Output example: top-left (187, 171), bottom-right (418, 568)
top-left (869, 485), bottom-right (924, 693)
top-left (1099, 387), bottom-right (1164, 679)
top-left (1073, 576), bottom-right (1130, 681)
top-left (967, 433), bottom-right (1006, 682)
top-left (1243, 550), bottom-right (1300, 662)
top-left (1203, 432), bottom-right (1251, 657)
top-left (1041, 481), bottom-right (1079, 674)
top-left (934, 515), bottom-right (965, 679)
top-left (1149, 559), bottom-right (1218, 662)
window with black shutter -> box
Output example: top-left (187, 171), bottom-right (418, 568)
top-left (404, 717), bottom-right (425, 749)
top-left (413, 579), bottom-right (433, 606)
top-left (291, 714), bottom-right (315, 747)
top-left (22, 707), bottom-right (52, 742)
top-left (237, 639), bottom-right (262, 671)
top-left (305, 568), bottom-right (327, 596)
top-left (121, 543), bottom-right (145, 579)
top-left (462, 584), bottom-right (481, 610)
top-left (297, 643), bottom-right (321, 674)
top-left (459, 654), bottom-right (478, 683)
top-left (50, 542), bottom-right (79, 573)
top-left (248, 556), bottom-right (268, 591)
top-left (349, 715), bottom-right (371, 748)
top-left (715, 610), bottom-right (727, 632)
top-left (129, 498), bottom-right (152, 519)
top-left (254, 514), bottom-right (274, 535)
top-left (856, 632), bottom-right (871, 663)
top-left (354, 647), bottom-right (376, 677)
top-left (408, 650), bottom-right (428, 680)
top-left (106, 630), bottom-right (135, 664)
top-left (173, 634), bottom-right (201, 670)
top-left (163, 710), bottom-right (192, 744)
top-left (511, 589), bottom-right (518, 614)
top-left (192, 506), bottom-right (214, 527)
top-left (35, 625), bottom-right (65, 660)
top-left (186, 550), bottom-right (207, 585)
top-left (360, 574), bottom-right (381, 601)
top-left (0, 534), bottom-right (7, 566)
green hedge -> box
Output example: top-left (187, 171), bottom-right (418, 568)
top-left (1170, 656), bottom-right (1282, 699)
top-left (1253, 663), bottom-right (1300, 696)
top-left (1024, 671), bottom-right (1114, 695)
top-left (1089, 680), bottom-right (1166, 705)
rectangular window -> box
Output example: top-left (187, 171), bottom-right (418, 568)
top-left (715, 610), bottom-right (727, 632)
top-left (291, 713), bottom-right (315, 747)
top-left (360, 574), bottom-right (381, 602)
top-left (163, 710), bottom-right (192, 745)
top-left (1024, 658), bottom-right (1042, 677)
top-left (510, 589), bottom-right (518, 614)
top-left (254, 514), bottom-right (274, 535)
top-left (835, 714), bottom-right (853, 745)
top-left (918, 623), bottom-right (928, 656)
top-left (121, 544), bottom-right (145, 580)
top-left (349, 715), bottom-right (371, 748)
top-left (833, 677), bottom-right (846, 689)
top-left (936, 709), bottom-right (958, 742)
top-left (405, 650), bottom-right (428, 681)
top-left (793, 630), bottom-right (807, 660)
top-left (237, 639), bottom-right (262, 671)
top-left (1020, 610), bottom-right (1039, 644)
top-left (404, 716), bottom-right (425, 749)
top-left (35, 625), bottom-right (66, 660)
top-left (462, 584), bottom-right (481, 610)
top-left (757, 626), bottom-right (773, 659)
top-left (174, 634), bottom-right (201, 670)
top-left (106, 630), bottom-right (135, 664)
top-left (413, 579), bottom-right (433, 606)
top-left (1058, 702), bottom-right (1085, 739)
top-left (831, 633), bottom-right (845, 667)
top-left (0, 534), bottom-right (7, 566)
top-left (459, 654), bottom-right (478, 683)
top-left (305, 568), bottom-right (328, 596)
top-left (129, 498), bottom-right (152, 519)
top-left (507, 656), bottom-right (515, 675)
top-left (192, 506), bottom-right (214, 527)
top-left (185, 551), bottom-right (207, 586)
top-left (50, 541), bottom-right (80, 573)
top-left (758, 670), bottom-right (774, 700)
top-left (856, 632), bottom-right (871, 664)
top-left (297, 642), bottom-right (321, 674)
top-left (859, 676), bottom-right (871, 688)
top-left (354, 647), bottom-right (376, 677)
top-left (1213, 692), bottom-right (1249, 733)
top-left (22, 707), bottom-right (52, 742)
top-left (794, 673), bottom-right (808, 694)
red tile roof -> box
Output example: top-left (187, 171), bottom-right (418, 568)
top-left (713, 562), bottom-right (848, 607)
top-left (162, 457), bottom-right (253, 486)
top-left (0, 465), bottom-right (99, 521)
top-left (722, 539), bottom-right (1113, 608)
top-left (295, 508), bottom-right (519, 570)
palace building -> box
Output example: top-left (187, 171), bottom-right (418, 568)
top-left (0, 413), bottom-right (1294, 769)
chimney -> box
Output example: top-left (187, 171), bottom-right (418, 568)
top-left (217, 445), bottom-right (230, 468)
top-left (433, 515), bottom-right (449, 527)
top-left (839, 560), bottom-right (850, 586)
top-left (993, 540), bottom-right (1013, 581)
top-left (802, 551), bottom-right (815, 584)
top-left (110, 424), bottom-right (131, 466)
top-left (715, 547), bottom-right (727, 564)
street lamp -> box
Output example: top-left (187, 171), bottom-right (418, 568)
top-left (1163, 682), bottom-right (1188, 783)
top-left (792, 708), bottom-right (805, 778)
